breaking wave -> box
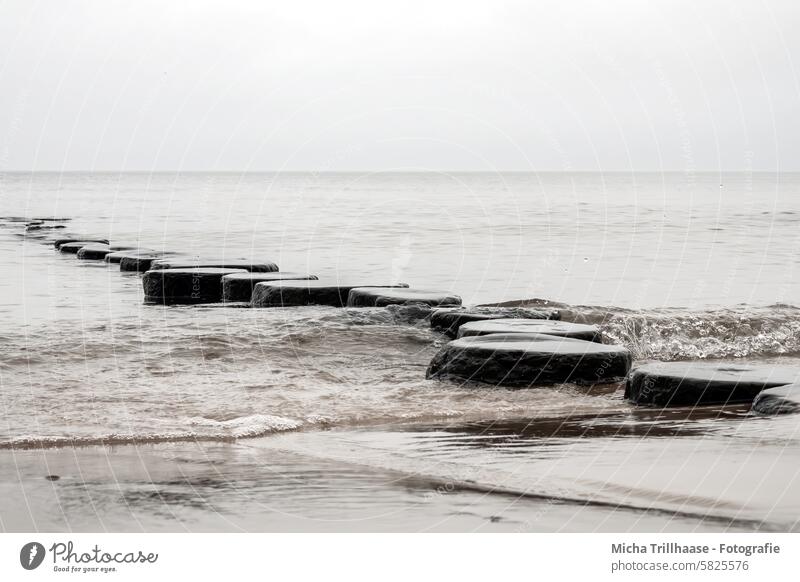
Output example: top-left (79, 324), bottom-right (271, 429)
top-left (0, 414), bottom-right (302, 450)
top-left (580, 303), bottom-right (800, 361)
top-left (482, 298), bottom-right (800, 361)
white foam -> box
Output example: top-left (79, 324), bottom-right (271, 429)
top-left (185, 414), bottom-right (302, 437)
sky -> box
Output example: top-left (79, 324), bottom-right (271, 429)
top-left (0, 0), bottom-right (799, 172)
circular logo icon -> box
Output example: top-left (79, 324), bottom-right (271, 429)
top-left (20, 542), bottom-right (46, 570)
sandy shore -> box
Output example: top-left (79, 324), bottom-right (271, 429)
top-left (0, 423), bottom-right (783, 533)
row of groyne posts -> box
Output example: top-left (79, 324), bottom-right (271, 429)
top-left (5, 215), bottom-right (800, 417)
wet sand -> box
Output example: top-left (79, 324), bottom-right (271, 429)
top-left (2, 409), bottom-right (795, 532)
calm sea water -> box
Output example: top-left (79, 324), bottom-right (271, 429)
top-left (3, 172), bottom-right (800, 311)
top-left (1, 171), bottom-right (800, 530)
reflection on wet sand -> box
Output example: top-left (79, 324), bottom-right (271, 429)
top-left (1, 398), bottom-right (795, 532)
top-left (243, 404), bottom-right (800, 532)
top-left (404, 404), bottom-right (753, 444)
top-left (0, 436), bottom-right (766, 533)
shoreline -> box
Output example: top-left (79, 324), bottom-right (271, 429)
top-left (0, 419), bottom-right (792, 533)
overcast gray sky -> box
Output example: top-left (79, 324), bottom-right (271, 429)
top-left (1, 0), bottom-right (798, 171)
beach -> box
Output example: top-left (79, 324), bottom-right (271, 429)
top-left (2, 171), bottom-right (800, 532)
top-left (1, 426), bottom-right (784, 533)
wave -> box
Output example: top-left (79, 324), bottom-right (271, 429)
top-left (0, 414), bottom-right (302, 450)
top-left (0, 408), bottom-right (499, 450)
top-left (488, 299), bottom-right (800, 361)
top-left (3, 300), bottom-right (800, 453)
top-left (595, 304), bottom-right (800, 361)
top-left (3, 299), bottom-right (800, 384)
top-left (0, 306), bottom-right (438, 372)
top-left (4, 301), bottom-right (800, 370)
